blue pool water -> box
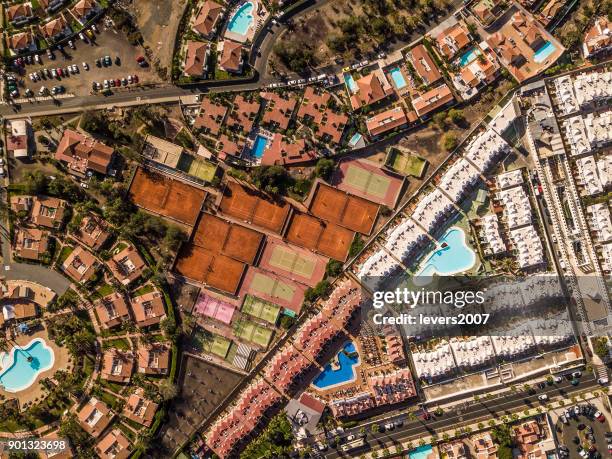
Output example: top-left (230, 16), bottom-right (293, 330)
top-left (252, 135), bottom-right (269, 159)
top-left (459, 47), bottom-right (481, 67)
top-left (533, 41), bottom-right (556, 63)
top-left (415, 227), bottom-right (476, 279)
top-left (313, 341), bottom-right (359, 389)
top-left (409, 445), bottom-right (433, 459)
top-left (344, 73), bottom-right (358, 93)
top-left (389, 67), bottom-right (407, 89)
top-left (0, 339), bottom-right (54, 392)
top-left (227, 2), bottom-right (254, 36)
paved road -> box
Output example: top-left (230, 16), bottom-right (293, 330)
top-left (0, 0), bottom-right (465, 119)
top-left (321, 375), bottom-right (599, 458)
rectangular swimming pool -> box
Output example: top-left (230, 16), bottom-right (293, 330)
top-left (389, 67), bottom-right (408, 89)
top-left (252, 135), bottom-right (268, 159)
top-left (344, 73), bottom-right (358, 93)
top-left (459, 47), bottom-right (481, 67)
top-left (533, 41), bottom-right (556, 64)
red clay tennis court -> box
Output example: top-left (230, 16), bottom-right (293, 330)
top-left (129, 167), bottom-right (206, 226)
top-left (285, 212), bottom-right (354, 261)
top-left (258, 237), bottom-right (327, 287)
top-left (174, 245), bottom-right (246, 294)
top-left (333, 158), bottom-right (404, 208)
top-left (309, 182), bottom-right (379, 235)
top-left (192, 213), bottom-right (264, 264)
top-left (219, 181), bottom-right (291, 233)
top-left (193, 290), bottom-right (237, 325)
top-left (239, 267), bottom-right (307, 315)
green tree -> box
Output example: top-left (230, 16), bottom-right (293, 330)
top-left (315, 158), bottom-right (335, 181)
top-left (433, 112), bottom-right (448, 129)
top-left (23, 171), bottom-right (48, 195)
top-left (443, 133), bottom-right (458, 151)
top-left (158, 381), bottom-right (179, 401)
top-left (448, 108), bottom-right (465, 125)
top-left (251, 166), bottom-right (292, 195)
top-left (325, 259), bottom-right (343, 278)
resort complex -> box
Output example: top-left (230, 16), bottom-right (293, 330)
top-left (0, 0), bottom-right (609, 457)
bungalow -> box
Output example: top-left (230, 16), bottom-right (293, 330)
top-left (192, 0), bottom-right (224, 37)
top-left (94, 292), bottom-right (131, 329)
top-left (77, 397), bottom-right (113, 438)
top-left (101, 349), bottom-right (134, 383)
top-left (107, 245), bottom-right (146, 285)
top-left (72, 214), bottom-right (111, 250)
top-left (298, 87), bottom-right (348, 144)
top-left (2, 302), bottom-right (38, 323)
top-left (193, 98), bottom-right (228, 135)
top-left (349, 71), bottom-right (394, 110)
top-left (366, 106), bottom-right (410, 138)
top-left (39, 16), bottom-right (71, 42)
top-left (137, 343), bottom-right (170, 375)
top-left (218, 40), bottom-right (244, 74)
top-left (183, 40), bottom-right (210, 77)
top-left (13, 227), bottom-right (49, 261)
top-left (217, 134), bottom-right (246, 160)
top-left (123, 387), bottom-right (159, 427)
top-left (130, 289), bottom-right (166, 328)
top-left (226, 95), bottom-right (260, 133)
top-left (435, 23), bottom-right (471, 60)
top-left (411, 84), bottom-right (455, 118)
top-left (408, 44), bottom-right (442, 87)
top-left (261, 92), bottom-right (298, 131)
top-left (62, 246), bottom-right (98, 283)
top-left (7, 3), bottom-right (33, 25)
top-left (511, 11), bottom-right (545, 51)
top-left (583, 17), bottom-right (612, 58)
top-left (71, 0), bottom-right (100, 23)
top-left (94, 429), bottom-right (131, 459)
top-left (55, 129), bottom-right (115, 177)
top-left (6, 119), bottom-right (32, 159)
top-left (8, 32), bottom-right (36, 53)
top-left (261, 134), bottom-right (317, 166)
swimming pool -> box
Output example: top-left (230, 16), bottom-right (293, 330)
top-left (414, 227), bottom-right (476, 281)
top-left (409, 444), bottom-right (433, 459)
top-left (533, 41), bottom-right (556, 64)
top-left (0, 338), bottom-right (54, 392)
top-left (312, 341), bottom-right (359, 389)
top-left (344, 73), bottom-right (358, 93)
top-left (227, 2), bottom-right (254, 36)
top-left (389, 67), bottom-right (407, 89)
top-left (459, 47), bottom-right (481, 67)
top-left (252, 134), bottom-right (269, 159)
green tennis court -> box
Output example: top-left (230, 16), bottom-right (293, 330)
top-left (345, 164), bottom-right (391, 198)
top-left (242, 295), bottom-right (280, 324)
top-left (269, 246), bottom-right (315, 277)
top-left (251, 272), bottom-right (295, 302)
top-left (233, 319), bottom-right (274, 348)
top-left (388, 149), bottom-right (427, 177)
top-left (177, 154), bottom-right (217, 182)
top-left (207, 335), bottom-right (232, 358)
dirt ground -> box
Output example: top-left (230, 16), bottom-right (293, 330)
top-left (17, 27), bottom-right (160, 97)
top-left (154, 355), bottom-right (243, 456)
top-left (128, 0), bottom-right (189, 78)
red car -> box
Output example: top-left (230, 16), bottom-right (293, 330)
top-left (132, 74), bottom-right (139, 83)
top-left (595, 411), bottom-right (605, 422)
top-left (136, 55), bottom-right (145, 63)
top-left (57, 68), bottom-right (63, 77)
top-left (114, 78), bottom-right (121, 87)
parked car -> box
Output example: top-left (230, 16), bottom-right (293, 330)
top-left (68, 40), bottom-right (75, 49)
top-left (132, 74), bottom-right (139, 83)
top-left (572, 371), bottom-right (582, 378)
top-left (82, 62), bottom-right (89, 71)
top-left (47, 49), bottom-right (55, 60)
top-left (384, 423), bottom-right (394, 431)
top-left (553, 375), bottom-right (563, 383)
top-left (34, 54), bottom-right (41, 64)
top-left (595, 411), bottom-right (605, 422)
top-left (537, 394), bottom-right (548, 402)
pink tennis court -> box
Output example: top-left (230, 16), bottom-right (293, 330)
top-left (194, 291), bottom-right (237, 324)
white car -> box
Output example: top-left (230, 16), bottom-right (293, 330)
top-left (537, 394), bottom-right (548, 402)
top-left (68, 40), bottom-right (75, 49)
top-left (34, 54), bottom-right (41, 64)
top-left (82, 62), bottom-right (89, 71)
top-left (103, 79), bottom-right (109, 89)
top-left (79, 32), bottom-right (86, 41)
top-left (579, 449), bottom-right (588, 458)
top-left (127, 75), bottom-right (133, 84)
top-left (91, 24), bottom-right (98, 33)
top-left (346, 434), bottom-right (355, 442)
top-left (51, 68), bottom-right (57, 78)
top-left (384, 423), bottom-right (394, 430)
top-left (38, 86), bottom-right (47, 95)
top-left (0, 167), bottom-right (5, 177)
top-left (29, 73), bottom-right (36, 82)
top-left (72, 64), bottom-right (79, 73)
top-left (553, 375), bottom-right (563, 383)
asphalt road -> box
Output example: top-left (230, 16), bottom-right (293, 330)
top-left (320, 375), bottom-right (599, 458)
top-left (0, 0), bottom-right (465, 119)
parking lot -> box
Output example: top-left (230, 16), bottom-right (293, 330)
top-left (554, 401), bottom-right (611, 458)
top-left (11, 24), bottom-right (161, 99)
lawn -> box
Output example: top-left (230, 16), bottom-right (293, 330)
top-left (134, 284), bottom-right (155, 296)
top-left (55, 245), bottom-right (74, 267)
top-left (92, 284), bottom-right (115, 300)
top-left (102, 338), bottom-right (131, 351)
